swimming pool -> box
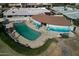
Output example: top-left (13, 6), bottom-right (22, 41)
top-left (47, 25), bottom-right (71, 32)
top-left (32, 20), bottom-right (41, 29)
top-left (14, 23), bottom-right (41, 41)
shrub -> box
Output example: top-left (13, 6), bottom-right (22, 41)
top-left (73, 19), bottom-right (79, 26)
top-left (48, 38), bottom-right (58, 43)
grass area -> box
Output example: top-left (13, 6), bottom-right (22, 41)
top-left (0, 24), bottom-right (56, 56)
top-left (0, 38), bottom-right (22, 56)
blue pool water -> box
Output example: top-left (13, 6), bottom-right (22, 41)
top-left (47, 25), bottom-right (71, 32)
top-left (32, 20), bottom-right (41, 29)
top-left (14, 23), bottom-right (41, 41)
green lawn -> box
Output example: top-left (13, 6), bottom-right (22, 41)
top-left (0, 24), bottom-right (55, 56)
top-left (0, 38), bottom-right (22, 56)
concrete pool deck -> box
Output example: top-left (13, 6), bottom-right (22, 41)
top-left (5, 17), bottom-right (75, 48)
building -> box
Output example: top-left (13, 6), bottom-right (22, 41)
top-left (32, 14), bottom-right (71, 32)
top-left (21, 3), bottom-right (52, 8)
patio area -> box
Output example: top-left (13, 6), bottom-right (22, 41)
top-left (4, 16), bottom-right (75, 48)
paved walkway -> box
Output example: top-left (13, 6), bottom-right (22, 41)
top-left (39, 37), bottom-right (73, 56)
top-left (39, 42), bottom-right (62, 56)
top-left (56, 38), bottom-right (73, 56)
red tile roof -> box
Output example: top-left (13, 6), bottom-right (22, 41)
top-left (32, 14), bottom-right (70, 26)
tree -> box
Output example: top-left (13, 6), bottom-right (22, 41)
top-left (73, 19), bottom-right (79, 26)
